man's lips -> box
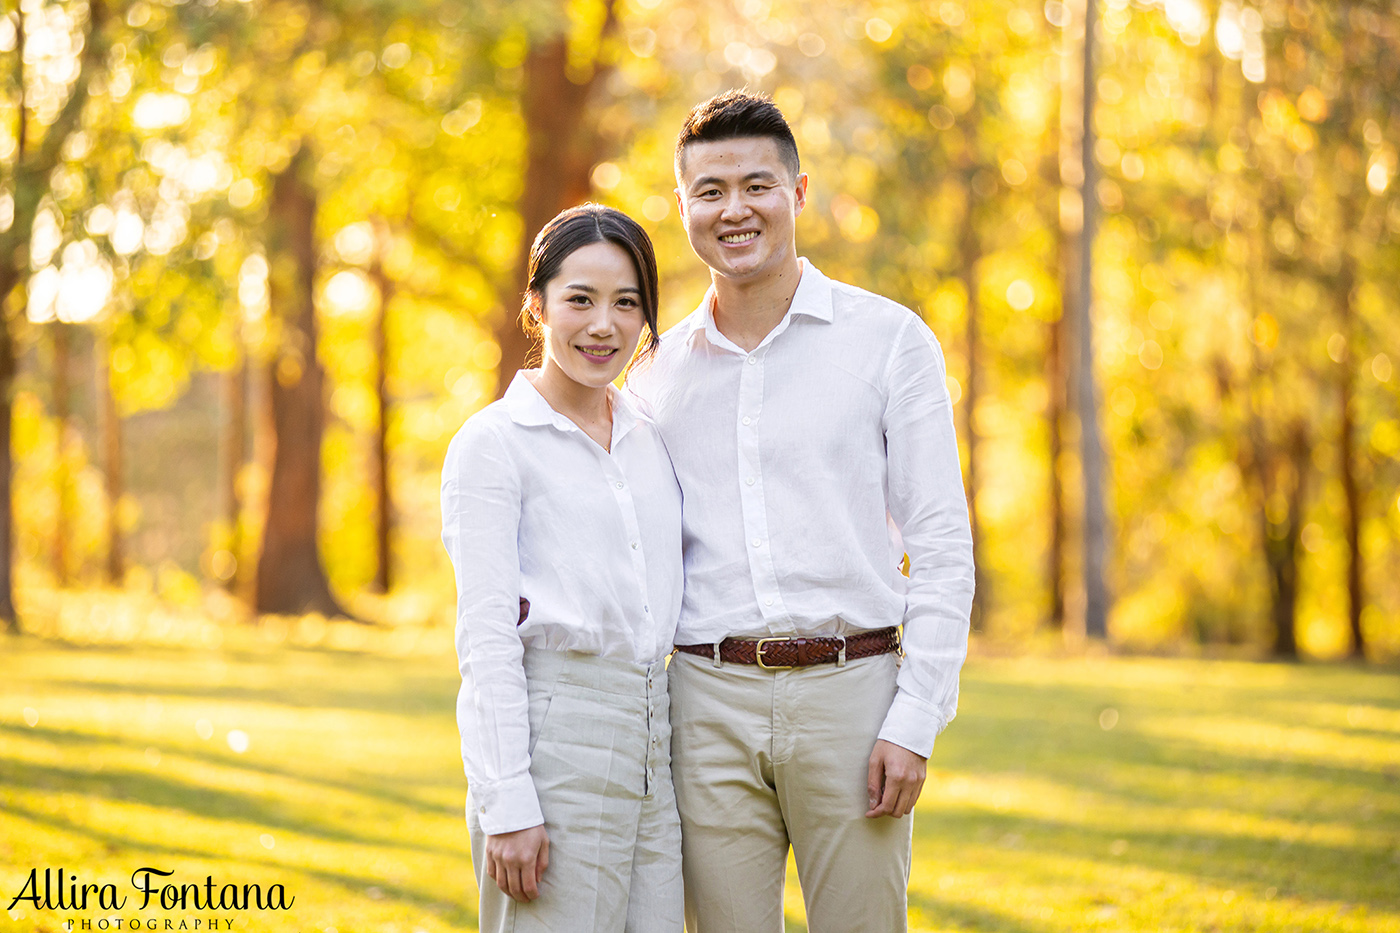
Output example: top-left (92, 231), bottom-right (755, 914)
top-left (719, 231), bottom-right (759, 245)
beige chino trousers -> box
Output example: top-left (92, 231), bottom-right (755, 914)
top-left (669, 650), bottom-right (912, 933)
top-left (468, 648), bottom-right (684, 933)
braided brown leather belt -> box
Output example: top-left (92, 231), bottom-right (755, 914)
top-left (674, 626), bottom-right (900, 669)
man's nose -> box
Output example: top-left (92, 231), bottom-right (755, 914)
top-left (720, 192), bottom-right (751, 219)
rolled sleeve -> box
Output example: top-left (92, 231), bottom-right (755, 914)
top-left (441, 420), bottom-right (543, 835)
top-left (877, 316), bottom-right (976, 757)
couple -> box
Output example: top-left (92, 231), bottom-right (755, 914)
top-left (440, 91), bottom-right (975, 933)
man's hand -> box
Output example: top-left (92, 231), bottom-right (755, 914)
top-left (865, 739), bottom-right (927, 819)
top-left (485, 825), bottom-right (550, 902)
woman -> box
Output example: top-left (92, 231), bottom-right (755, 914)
top-left (440, 204), bottom-right (683, 932)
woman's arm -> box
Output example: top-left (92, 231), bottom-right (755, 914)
top-left (441, 419), bottom-right (546, 836)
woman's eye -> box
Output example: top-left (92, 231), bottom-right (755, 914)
top-left (568, 295), bottom-right (590, 305)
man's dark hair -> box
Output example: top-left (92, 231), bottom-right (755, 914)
top-left (674, 90), bottom-right (801, 182)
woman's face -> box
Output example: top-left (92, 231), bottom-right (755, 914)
top-left (538, 241), bottom-right (646, 391)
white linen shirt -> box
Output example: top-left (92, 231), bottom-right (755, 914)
top-left (627, 259), bottom-right (974, 757)
top-left (440, 372), bottom-right (682, 835)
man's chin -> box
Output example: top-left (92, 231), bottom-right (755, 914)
top-left (709, 256), bottom-right (767, 281)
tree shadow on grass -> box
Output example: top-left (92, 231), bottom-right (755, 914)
top-left (913, 807), bottom-right (1400, 910)
top-left (906, 888), bottom-right (1059, 933)
top-left (0, 721), bottom-right (461, 821)
top-left (0, 756), bottom-right (466, 862)
top-left (26, 670), bottom-right (456, 718)
top-left (940, 682), bottom-right (1400, 812)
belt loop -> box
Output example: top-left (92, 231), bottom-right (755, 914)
top-left (712, 641), bottom-right (723, 668)
top-left (837, 635), bottom-right (847, 668)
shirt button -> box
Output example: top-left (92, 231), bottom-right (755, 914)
top-left (616, 481), bottom-right (624, 489)
top-left (751, 538), bottom-right (762, 548)
top-left (746, 477), bottom-right (755, 486)
top-left (747, 356), bottom-right (757, 365)
top-left (764, 597), bottom-right (774, 607)
top-left (742, 416), bottom-right (752, 425)
top-left (631, 542), bottom-right (639, 550)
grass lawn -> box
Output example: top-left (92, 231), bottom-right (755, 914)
top-left (2, 614), bottom-right (1398, 933)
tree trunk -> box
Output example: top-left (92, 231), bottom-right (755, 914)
top-left (97, 336), bottom-right (124, 585)
top-left (494, 5), bottom-right (618, 397)
top-left (1046, 296), bottom-right (1067, 629)
top-left (1261, 424), bottom-right (1308, 659)
top-left (1043, 7), bottom-right (1076, 633)
top-left (958, 179), bottom-right (986, 630)
top-left (0, 325), bottom-right (15, 632)
top-left (1330, 40), bottom-right (1366, 657)
top-left (1076, 0), bottom-right (1110, 640)
top-left (51, 322), bottom-right (72, 587)
top-left (219, 350), bottom-right (247, 590)
top-left (0, 0), bottom-right (107, 631)
top-left (369, 222), bottom-right (393, 594)
top-left (1336, 231), bottom-right (1364, 659)
top-left (255, 146), bottom-right (346, 617)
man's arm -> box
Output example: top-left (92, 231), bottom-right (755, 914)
top-left (876, 313), bottom-right (976, 758)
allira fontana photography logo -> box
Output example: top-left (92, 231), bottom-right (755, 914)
top-left (7, 867), bottom-right (295, 916)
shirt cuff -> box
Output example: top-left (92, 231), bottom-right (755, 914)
top-left (469, 773), bottom-right (544, 835)
top-left (876, 689), bottom-right (949, 759)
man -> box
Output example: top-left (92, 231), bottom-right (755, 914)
top-left (628, 91), bottom-right (974, 932)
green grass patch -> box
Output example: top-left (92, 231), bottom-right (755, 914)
top-left (2, 622), bottom-right (1398, 932)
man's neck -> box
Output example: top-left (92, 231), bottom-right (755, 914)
top-left (710, 256), bottom-right (804, 353)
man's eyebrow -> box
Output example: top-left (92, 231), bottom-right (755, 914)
top-left (689, 170), bottom-right (780, 190)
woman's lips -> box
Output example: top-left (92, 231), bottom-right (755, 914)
top-left (577, 345), bottom-right (619, 362)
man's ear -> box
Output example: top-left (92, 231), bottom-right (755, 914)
top-left (793, 173), bottom-right (809, 218)
top-left (674, 187), bottom-right (686, 221)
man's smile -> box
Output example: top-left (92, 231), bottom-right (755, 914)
top-left (719, 231), bottom-right (759, 244)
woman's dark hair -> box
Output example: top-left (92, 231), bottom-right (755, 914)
top-left (521, 204), bottom-right (661, 365)
top-left (674, 90), bottom-right (800, 181)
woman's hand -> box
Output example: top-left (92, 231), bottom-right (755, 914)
top-left (484, 825), bottom-right (550, 902)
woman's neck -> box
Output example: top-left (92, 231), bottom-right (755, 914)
top-left (529, 361), bottom-right (613, 448)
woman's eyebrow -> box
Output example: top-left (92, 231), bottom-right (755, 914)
top-left (562, 284), bottom-right (641, 294)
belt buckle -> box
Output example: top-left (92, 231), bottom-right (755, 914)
top-left (755, 637), bottom-right (794, 670)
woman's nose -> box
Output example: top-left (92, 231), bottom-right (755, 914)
top-left (587, 307), bottom-right (616, 334)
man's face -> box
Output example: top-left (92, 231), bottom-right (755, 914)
top-left (676, 136), bottom-right (807, 285)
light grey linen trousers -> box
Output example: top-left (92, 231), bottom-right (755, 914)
top-left (467, 647), bottom-right (684, 933)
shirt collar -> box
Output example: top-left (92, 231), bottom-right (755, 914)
top-left (502, 370), bottom-right (641, 446)
top-left (685, 257), bottom-right (834, 348)
top-left (502, 371), bottom-right (563, 428)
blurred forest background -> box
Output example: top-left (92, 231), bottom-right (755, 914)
top-left (1, 0), bottom-right (1398, 661)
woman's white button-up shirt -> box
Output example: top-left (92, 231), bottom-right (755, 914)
top-left (440, 371), bottom-right (682, 834)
